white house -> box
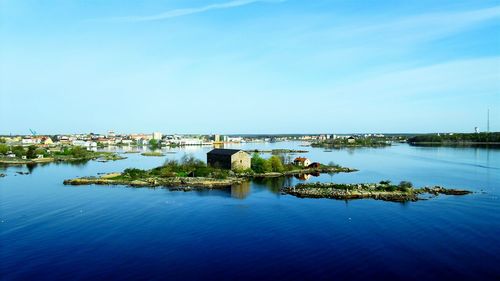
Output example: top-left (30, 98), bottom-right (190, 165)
top-left (294, 157), bottom-right (311, 167)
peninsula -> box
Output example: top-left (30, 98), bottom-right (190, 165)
top-left (407, 132), bottom-right (500, 146)
top-left (0, 145), bottom-right (125, 165)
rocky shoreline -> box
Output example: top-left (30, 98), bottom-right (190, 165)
top-left (64, 176), bottom-right (243, 189)
top-left (282, 182), bottom-right (472, 202)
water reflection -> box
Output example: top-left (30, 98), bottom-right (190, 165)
top-left (253, 177), bottom-right (292, 194)
top-left (25, 162), bottom-right (53, 173)
top-left (231, 181), bottom-right (251, 199)
top-left (192, 187), bottom-right (232, 198)
top-left (51, 159), bottom-right (90, 168)
top-left (293, 172), bottom-right (320, 181)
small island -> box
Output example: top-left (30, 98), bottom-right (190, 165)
top-left (282, 181), bottom-right (472, 202)
top-left (311, 136), bottom-right (393, 148)
top-left (64, 152), bottom-right (355, 188)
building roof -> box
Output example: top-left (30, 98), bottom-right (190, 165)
top-left (294, 157), bottom-right (310, 162)
top-left (207, 148), bottom-right (244, 156)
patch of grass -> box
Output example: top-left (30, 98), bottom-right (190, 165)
top-left (141, 152), bottom-right (165, 157)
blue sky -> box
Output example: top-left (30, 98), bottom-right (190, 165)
top-left (1, 0), bottom-right (499, 135)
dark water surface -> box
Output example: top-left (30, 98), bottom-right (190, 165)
top-left (1, 143), bottom-right (499, 280)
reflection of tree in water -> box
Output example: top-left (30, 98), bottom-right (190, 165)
top-left (26, 161), bottom-right (64, 173)
top-left (231, 181), bottom-right (251, 199)
top-left (26, 163), bottom-right (37, 173)
top-left (52, 160), bottom-right (89, 168)
top-left (328, 170), bottom-right (337, 181)
top-left (252, 177), bottom-right (291, 194)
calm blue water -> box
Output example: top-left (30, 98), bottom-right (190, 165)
top-left (1, 143), bottom-right (499, 280)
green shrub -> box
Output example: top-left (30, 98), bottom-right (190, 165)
top-left (398, 181), bottom-right (413, 192)
top-left (269, 155), bottom-right (284, 172)
top-left (123, 168), bottom-right (148, 179)
top-left (385, 185), bottom-right (397, 192)
top-left (12, 146), bottom-right (25, 157)
top-left (212, 169), bottom-right (229, 179)
top-left (0, 144), bottom-right (9, 155)
top-left (193, 167), bottom-right (211, 177)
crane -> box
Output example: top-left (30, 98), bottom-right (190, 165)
top-left (29, 129), bottom-right (37, 136)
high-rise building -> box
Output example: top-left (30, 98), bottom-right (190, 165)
top-left (153, 132), bottom-right (162, 140)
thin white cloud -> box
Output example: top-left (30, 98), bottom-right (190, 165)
top-left (95, 0), bottom-right (285, 23)
top-left (332, 6), bottom-right (500, 48)
top-left (357, 5), bottom-right (500, 44)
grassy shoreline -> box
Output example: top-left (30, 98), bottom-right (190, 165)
top-left (0, 152), bottom-right (125, 165)
top-left (141, 152), bottom-right (165, 157)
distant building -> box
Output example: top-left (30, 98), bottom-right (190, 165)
top-left (347, 136), bottom-right (356, 144)
top-left (153, 132), bottom-right (162, 140)
top-left (294, 157), bottom-right (311, 167)
top-left (21, 138), bottom-right (34, 145)
top-left (207, 149), bottom-right (251, 170)
top-left (475, 127), bottom-right (479, 134)
top-left (137, 138), bottom-right (148, 146)
top-left (41, 137), bottom-right (53, 145)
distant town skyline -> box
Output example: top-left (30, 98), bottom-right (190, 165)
top-left (1, 0), bottom-right (499, 134)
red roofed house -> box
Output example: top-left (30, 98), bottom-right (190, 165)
top-left (294, 157), bottom-right (311, 167)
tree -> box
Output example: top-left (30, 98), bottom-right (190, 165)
top-left (71, 146), bottom-right (89, 158)
top-left (149, 139), bottom-right (159, 149)
top-left (0, 144), bottom-right (9, 155)
top-left (251, 153), bottom-right (272, 173)
top-left (12, 146), bottom-right (25, 158)
top-left (398, 181), bottom-right (413, 192)
top-left (269, 155), bottom-right (284, 172)
top-left (35, 148), bottom-right (48, 157)
top-left (26, 145), bottom-right (37, 159)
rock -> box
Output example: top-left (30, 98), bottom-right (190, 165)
top-left (282, 182), bottom-right (471, 202)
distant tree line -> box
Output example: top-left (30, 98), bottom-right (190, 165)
top-left (407, 132), bottom-right (500, 143)
top-left (0, 145), bottom-right (92, 159)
